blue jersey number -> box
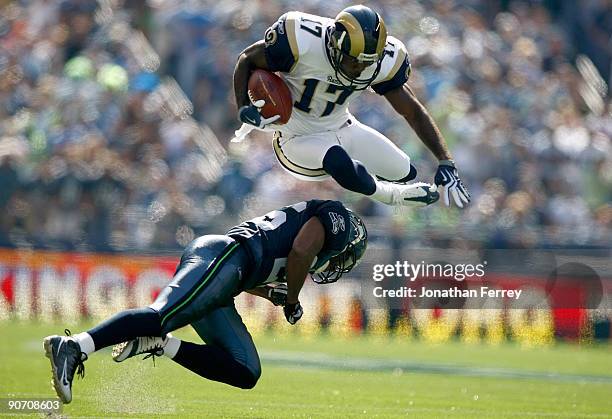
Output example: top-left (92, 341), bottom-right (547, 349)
top-left (294, 79), bottom-right (354, 116)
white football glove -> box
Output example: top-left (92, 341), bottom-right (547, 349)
top-left (434, 160), bottom-right (471, 208)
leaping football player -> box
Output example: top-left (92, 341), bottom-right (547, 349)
top-left (43, 200), bottom-right (367, 403)
top-left (234, 5), bottom-right (470, 208)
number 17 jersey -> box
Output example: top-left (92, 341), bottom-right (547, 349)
top-left (263, 11), bottom-right (412, 137)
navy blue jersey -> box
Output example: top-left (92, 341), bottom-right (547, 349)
top-left (227, 200), bottom-right (350, 289)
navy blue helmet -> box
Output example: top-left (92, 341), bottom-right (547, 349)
top-left (327, 5), bottom-right (388, 90)
top-left (312, 209), bottom-right (368, 284)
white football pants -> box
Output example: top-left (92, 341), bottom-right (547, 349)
top-left (273, 116), bottom-right (412, 182)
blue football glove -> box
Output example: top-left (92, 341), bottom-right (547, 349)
top-left (283, 301), bottom-right (303, 325)
top-left (434, 160), bottom-right (471, 208)
top-left (238, 99), bottom-right (280, 129)
top-left (267, 283), bottom-right (288, 306)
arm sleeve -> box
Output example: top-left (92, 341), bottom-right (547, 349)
top-left (371, 46), bottom-right (412, 95)
top-left (314, 201), bottom-right (350, 253)
top-left (263, 14), bottom-right (299, 72)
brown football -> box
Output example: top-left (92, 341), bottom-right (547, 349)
top-left (247, 69), bottom-right (292, 124)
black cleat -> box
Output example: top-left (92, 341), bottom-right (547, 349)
top-left (43, 329), bottom-right (87, 404)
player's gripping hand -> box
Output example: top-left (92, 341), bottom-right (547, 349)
top-left (267, 283), bottom-right (288, 306)
top-left (238, 99), bottom-right (280, 129)
top-left (283, 301), bottom-right (303, 325)
top-left (434, 160), bottom-right (471, 208)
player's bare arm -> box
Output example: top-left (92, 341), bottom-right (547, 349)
top-left (233, 41), bottom-right (280, 128)
top-left (282, 216), bottom-right (325, 324)
top-left (286, 217), bottom-right (325, 304)
top-left (233, 41), bottom-right (269, 109)
top-left (385, 84), bottom-right (471, 207)
top-left (384, 84), bottom-right (452, 161)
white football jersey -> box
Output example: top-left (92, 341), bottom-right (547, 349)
top-left (263, 11), bottom-right (412, 137)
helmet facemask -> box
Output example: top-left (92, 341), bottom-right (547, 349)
top-left (327, 7), bottom-right (387, 91)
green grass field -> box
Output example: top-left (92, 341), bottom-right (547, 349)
top-left (1, 322), bottom-right (611, 418)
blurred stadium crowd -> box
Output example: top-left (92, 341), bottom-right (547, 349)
top-left (0, 0), bottom-right (610, 252)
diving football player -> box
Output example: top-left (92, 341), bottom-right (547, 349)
top-left (43, 200), bottom-right (367, 403)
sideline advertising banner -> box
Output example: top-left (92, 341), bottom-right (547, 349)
top-left (0, 248), bottom-right (609, 343)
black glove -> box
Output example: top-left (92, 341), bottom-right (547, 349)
top-left (434, 160), bottom-right (471, 208)
top-left (283, 301), bottom-right (303, 325)
top-left (238, 99), bottom-right (280, 129)
top-left (267, 284), bottom-right (288, 306)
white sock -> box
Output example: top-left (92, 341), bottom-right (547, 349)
top-left (163, 335), bottom-right (181, 359)
top-left (73, 332), bottom-right (96, 356)
top-left (370, 180), bottom-right (394, 204)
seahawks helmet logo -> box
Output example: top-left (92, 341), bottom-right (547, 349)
top-left (328, 212), bottom-right (346, 234)
top-left (312, 210), bottom-right (367, 284)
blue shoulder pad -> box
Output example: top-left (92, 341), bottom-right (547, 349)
top-left (264, 14), bottom-right (298, 72)
top-left (371, 50), bottom-right (411, 95)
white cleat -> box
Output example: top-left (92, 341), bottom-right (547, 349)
top-left (388, 182), bottom-right (440, 206)
top-left (112, 335), bottom-right (170, 362)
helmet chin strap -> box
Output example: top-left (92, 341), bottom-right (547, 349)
top-left (334, 59), bottom-right (382, 91)
top-left (328, 26), bottom-right (380, 91)
top-left (337, 31), bottom-right (347, 49)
